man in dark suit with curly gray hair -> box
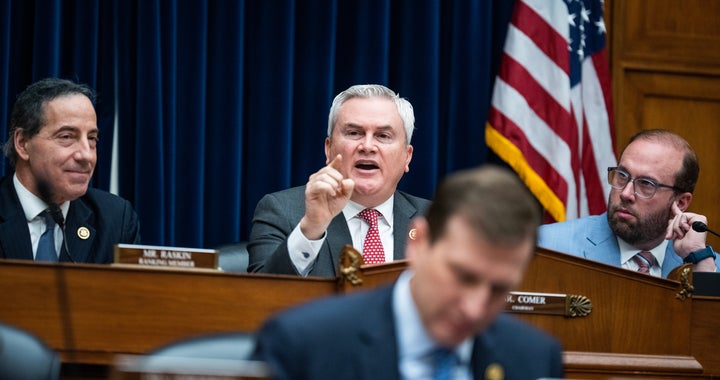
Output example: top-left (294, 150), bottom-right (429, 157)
top-left (254, 165), bottom-right (564, 380)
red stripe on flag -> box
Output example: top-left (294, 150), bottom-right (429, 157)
top-left (487, 0), bottom-right (616, 222)
top-left (498, 54), bottom-right (575, 148)
top-left (581, 119), bottom-right (606, 215)
top-left (511, 0), bottom-right (569, 73)
top-left (488, 107), bottom-right (569, 203)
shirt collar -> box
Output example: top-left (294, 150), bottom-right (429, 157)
top-left (13, 173), bottom-right (70, 221)
top-left (393, 270), bottom-right (473, 365)
top-left (343, 195), bottom-right (395, 225)
top-left (617, 236), bottom-right (667, 268)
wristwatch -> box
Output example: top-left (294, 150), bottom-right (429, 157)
top-left (683, 245), bottom-right (716, 264)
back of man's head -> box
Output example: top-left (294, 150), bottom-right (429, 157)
top-left (425, 165), bottom-right (541, 246)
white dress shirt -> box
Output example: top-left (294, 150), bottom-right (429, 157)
top-left (617, 237), bottom-right (667, 277)
top-left (13, 174), bottom-right (69, 259)
top-left (288, 196), bottom-right (395, 276)
top-left (393, 270), bottom-right (473, 380)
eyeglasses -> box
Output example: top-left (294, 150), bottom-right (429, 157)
top-left (607, 167), bottom-right (681, 199)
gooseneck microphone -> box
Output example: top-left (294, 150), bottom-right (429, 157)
top-left (47, 203), bottom-right (79, 376)
top-left (48, 203), bottom-right (64, 227)
top-left (691, 221), bottom-right (720, 238)
top-left (47, 203), bottom-right (75, 263)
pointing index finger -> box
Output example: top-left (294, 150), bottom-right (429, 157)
top-left (328, 154), bottom-right (343, 170)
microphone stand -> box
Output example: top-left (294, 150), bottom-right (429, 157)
top-left (691, 221), bottom-right (720, 238)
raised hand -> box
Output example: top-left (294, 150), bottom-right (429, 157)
top-left (666, 201), bottom-right (707, 259)
top-left (299, 154), bottom-right (355, 240)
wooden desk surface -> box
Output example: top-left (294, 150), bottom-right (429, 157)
top-left (1, 248), bottom-right (718, 379)
top-left (0, 260), bottom-right (335, 365)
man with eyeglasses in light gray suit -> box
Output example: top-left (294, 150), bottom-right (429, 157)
top-left (538, 129), bottom-right (718, 277)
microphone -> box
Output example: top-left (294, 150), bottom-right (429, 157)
top-left (48, 203), bottom-right (64, 228)
top-left (47, 203), bottom-right (75, 263)
top-left (691, 221), bottom-right (720, 238)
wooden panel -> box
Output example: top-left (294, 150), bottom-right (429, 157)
top-left (3, 250), bottom-right (719, 378)
top-left (692, 297), bottom-right (720, 376)
top-left (515, 249), bottom-right (692, 356)
top-left (618, 70), bottom-right (720, 247)
top-left (350, 249), bottom-right (714, 378)
top-left (0, 260), bottom-right (336, 365)
top-left (617, 0), bottom-right (720, 70)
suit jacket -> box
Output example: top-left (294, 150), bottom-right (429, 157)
top-left (537, 213), bottom-right (719, 277)
top-left (253, 284), bottom-right (564, 380)
top-left (247, 186), bottom-right (431, 277)
top-left (0, 175), bottom-right (141, 264)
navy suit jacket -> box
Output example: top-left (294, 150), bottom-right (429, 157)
top-left (0, 175), bottom-right (141, 264)
top-left (254, 284), bottom-right (564, 380)
top-left (537, 213), bottom-right (719, 277)
top-left (247, 186), bottom-right (430, 277)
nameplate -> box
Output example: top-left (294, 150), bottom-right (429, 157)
top-left (504, 291), bottom-right (592, 318)
top-left (114, 244), bottom-right (219, 270)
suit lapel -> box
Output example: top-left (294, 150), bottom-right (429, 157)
top-left (356, 288), bottom-right (400, 380)
top-left (0, 177), bottom-right (34, 260)
top-left (662, 244), bottom-right (683, 277)
top-left (63, 199), bottom-right (96, 263)
top-left (323, 214), bottom-right (353, 276)
top-left (470, 334), bottom-right (500, 379)
top-left (583, 214), bottom-right (622, 266)
top-left (392, 193), bottom-right (420, 261)
top-left (320, 192), bottom-right (422, 275)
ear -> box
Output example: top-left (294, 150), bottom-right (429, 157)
top-left (675, 192), bottom-right (693, 212)
top-left (324, 137), bottom-right (331, 165)
top-left (14, 130), bottom-right (30, 161)
top-left (404, 144), bottom-right (413, 173)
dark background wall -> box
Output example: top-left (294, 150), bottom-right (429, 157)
top-left (0, 0), bottom-right (515, 248)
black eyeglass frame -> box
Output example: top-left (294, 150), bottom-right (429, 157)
top-left (607, 167), bottom-right (683, 199)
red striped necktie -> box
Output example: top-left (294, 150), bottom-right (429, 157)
top-left (633, 251), bottom-right (655, 274)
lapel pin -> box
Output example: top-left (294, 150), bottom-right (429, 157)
top-left (485, 363), bottom-right (504, 380)
top-left (77, 227), bottom-right (90, 240)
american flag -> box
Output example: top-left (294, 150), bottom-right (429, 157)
top-left (486, 0), bottom-right (616, 222)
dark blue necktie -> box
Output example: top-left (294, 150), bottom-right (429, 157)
top-left (36, 210), bottom-right (58, 262)
top-left (432, 348), bottom-right (456, 380)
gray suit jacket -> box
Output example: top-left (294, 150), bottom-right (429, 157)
top-left (247, 186), bottom-right (430, 277)
top-left (253, 284), bottom-right (564, 380)
top-left (537, 213), bottom-right (718, 277)
top-left (0, 175), bottom-right (141, 263)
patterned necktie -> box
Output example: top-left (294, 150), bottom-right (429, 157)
top-left (633, 251), bottom-right (655, 274)
top-left (432, 348), bottom-right (456, 380)
top-left (36, 210), bottom-right (58, 262)
top-left (357, 208), bottom-right (385, 264)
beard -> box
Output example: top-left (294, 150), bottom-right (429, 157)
top-left (607, 199), bottom-right (672, 246)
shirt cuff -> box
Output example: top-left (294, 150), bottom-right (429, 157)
top-left (288, 225), bottom-right (326, 276)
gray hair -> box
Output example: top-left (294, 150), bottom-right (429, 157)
top-left (327, 84), bottom-right (415, 145)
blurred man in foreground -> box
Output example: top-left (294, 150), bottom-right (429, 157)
top-left (254, 165), bottom-right (563, 380)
